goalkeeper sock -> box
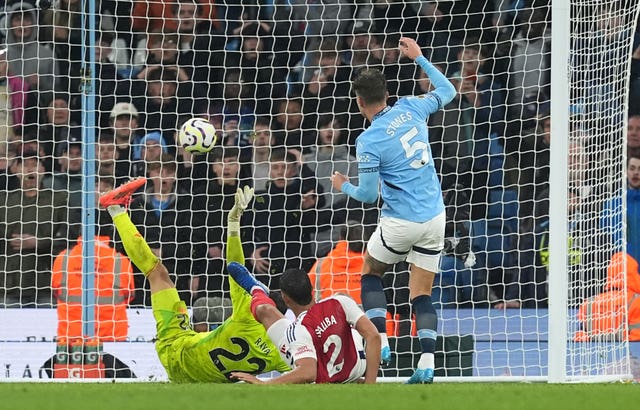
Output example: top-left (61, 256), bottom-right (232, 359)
top-left (250, 288), bottom-right (275, 318)
top-left (109, 206), bottom-right (159, 275)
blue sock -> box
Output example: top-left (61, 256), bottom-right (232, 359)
top-left (412, 295), bottom-right (437, 354)
top-left (361, 274), bottom-right (387, 333)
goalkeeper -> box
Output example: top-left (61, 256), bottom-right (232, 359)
top-left (99, 178), bottom-right (289, 383)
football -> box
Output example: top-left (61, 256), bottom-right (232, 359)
top-left (178, 118), bottom-right (217, 154)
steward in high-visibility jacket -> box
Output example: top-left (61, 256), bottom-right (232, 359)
top-left (575, 251), bottom-right (640, 341)
top-left (308, 240), bottom-right (364, 304)
top-left (52, 236), bottom-right (135, 341)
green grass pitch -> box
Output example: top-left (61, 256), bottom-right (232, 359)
top-left (1, 383), bottom-right (638, 410)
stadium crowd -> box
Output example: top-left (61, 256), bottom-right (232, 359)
top-left (0, 0), bottom-right (639, 324)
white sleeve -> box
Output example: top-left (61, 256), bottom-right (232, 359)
top-left (288, 323), bottom-right (318, 364)
top-left (333, 295), bottom-right (366, 326)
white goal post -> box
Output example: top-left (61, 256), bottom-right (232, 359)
top-left (0, 0), bottom-right (639, 383)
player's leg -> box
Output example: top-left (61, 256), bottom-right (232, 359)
top-left (361, 219), bottom-right (408, 366)
top-left (99, 178), bottom-right (172, 294)
top-left (405, 211), bottom-right (446, 384)
top-left (227, 262), bottom-right (288, 330)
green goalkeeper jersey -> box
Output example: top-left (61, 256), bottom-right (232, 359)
top-left (152, 236), bottom-right (289, 383)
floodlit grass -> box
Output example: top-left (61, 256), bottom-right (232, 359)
top-left (1, 382), bottom-right (638, 410)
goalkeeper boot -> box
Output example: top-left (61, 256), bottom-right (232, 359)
top-left (380, 346), bottom-right (392, 367)
top-left (406, 368), bottom-right (434, 384)
top-left (227, 262), bottom-right (269, 294)
top-left (99, 178), bottom-right (147, 208)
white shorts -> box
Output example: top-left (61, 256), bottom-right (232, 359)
top-left (366, 211), bottom-right (446, 273)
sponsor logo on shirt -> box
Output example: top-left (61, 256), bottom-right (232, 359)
top-left (295, 345), bottom-right (314, 356)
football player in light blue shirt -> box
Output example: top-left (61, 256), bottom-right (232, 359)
top-left (331, 37), bottom-right (456, 384)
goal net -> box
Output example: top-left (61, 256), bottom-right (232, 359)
top-left (0, 0), bottom-right (638, 382)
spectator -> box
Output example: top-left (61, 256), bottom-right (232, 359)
top-left (303, 115), bottom-right (357, 250)
top-left (175, 117), bottom-right (211, 194)
top-left (96, 131), bottom-right (127, 185)
top-left (110, 102), bottom-right (143, 182)
top-left (248, 148), bottom-right (322, 288)
top-left (93, 30), bottom-right (128, 129)
top-left (308, 221), bottom-right (374, 304)
top-left (191, 296), bottom-right (232, 332)
top-left (172, 0), bottom-right (221, 88)
top-left (131, 0), bottom-right (218, 33)
top-left (3, 2), bottom-right (58, 105)
top-left (628, 114), bottom-right (640, 152)
top-left (272, 97), bottom-right (316, 154)
top-left (40, 0), bottom-right (83, 93)
top-left (506, 6), bottom-right (550, 137)
top-left (248, 116), bottom-right (275, 192)
top-left (0, 48), bottom-right (29, 144)
top-left (601, 153), bottom-right (640, 262)
top-left (302, 38), bottom-right (352, 118)
top-left (202, 146), bottom-right (252, 295)
top-left (453, 43), bottom-right (507, 218)
top-left (342, 21), bottom-right (383, 69)
top-left (575, 251), bottom-right (640, 342)
top-left (40, 94), bottom-right (81, 159)
top-left (209, 69), bottom-right (256, 146)
top-left (227, 22), bottom-right (287, 104)
top-left (0, 153), bottom-right (71, 307)
top-left (420, 69), bottom-right (473, 190)
top-left (129, 67), bottom-right (202, 139)
top-left (130, 131), bottom-right (170, 181)
top-left (41, 135), bottom-right (83, 238)
top-left (52, 176), bottom-right (135, 341)
top-left (129, 156), bottom-right (207, 305)
top-left (303, 115), bottom-right (357, 213)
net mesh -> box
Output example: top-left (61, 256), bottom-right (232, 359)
top-left (0, 0), bottom-right (637, 381)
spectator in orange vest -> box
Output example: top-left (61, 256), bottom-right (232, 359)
top-left (308, 221), bottom-right (375, 304)
top-left (51, 176), bottom-right (135, 342)
top-left (575, 251), bottom-right (640, 341)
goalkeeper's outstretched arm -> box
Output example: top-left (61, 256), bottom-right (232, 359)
top-left (225, 186), bottom-right (254, 266)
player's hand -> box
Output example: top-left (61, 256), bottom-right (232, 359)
top-left (229, 185), bottom-right (254, 222)
top-left (330, 171), bottom-right (349, 191)
top-left (398, 37), bottom-right (423, 61)
top-left (251, 246), bottom-right (270, 274)
top-left (231, 372), bottom-right (265, 384)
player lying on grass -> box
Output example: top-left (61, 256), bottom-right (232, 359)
top-left (99, 178), bottom-right (290, 383)
top-left (228, 265), bottom-right (381, 384)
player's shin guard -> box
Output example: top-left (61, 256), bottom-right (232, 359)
top-left (412, 294), bottom-right (437, 370)
top-left (109, 208), bottom-right (159, 275)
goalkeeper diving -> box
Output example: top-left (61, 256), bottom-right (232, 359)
top-left (99, 178), bottom-right (289, 382)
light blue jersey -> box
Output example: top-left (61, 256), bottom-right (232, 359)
top-left (342, 56), bottom-right (456, 224)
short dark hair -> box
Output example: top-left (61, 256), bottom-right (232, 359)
top-left (280, 268), bottom-right (313, 306)
top-left (209, 146), bottom-right (240, 162)
top-left (269, 147), bottom-right (296, 163)
top-left (341, 221), bottom-right (375, 253)
top-left (352, 69), bottom-right (388, 105)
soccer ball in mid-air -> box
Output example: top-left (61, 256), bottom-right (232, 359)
top-left (178, 118), bottom-right (217, 154)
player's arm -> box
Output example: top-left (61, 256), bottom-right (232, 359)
top-left (355, 316), bottom-right (381, 384)
top-left (231, 357), bottom-right (317, 384)
top-left (399, 37), bottom-right (456, 109)
top-left (225, 186), bottom-right (254, 265)
top-left (331, 143), bottom-right (380, 204)
top-left (335, 294), bottom-right (381, 384)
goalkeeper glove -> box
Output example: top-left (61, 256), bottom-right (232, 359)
top-left (228, 186), bottom-right (254, 234)
top-left (462, 251), bottom-right (477, 268)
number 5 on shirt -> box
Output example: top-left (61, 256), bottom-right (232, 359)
top-left (399, 126), bottom-right (429, 169)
